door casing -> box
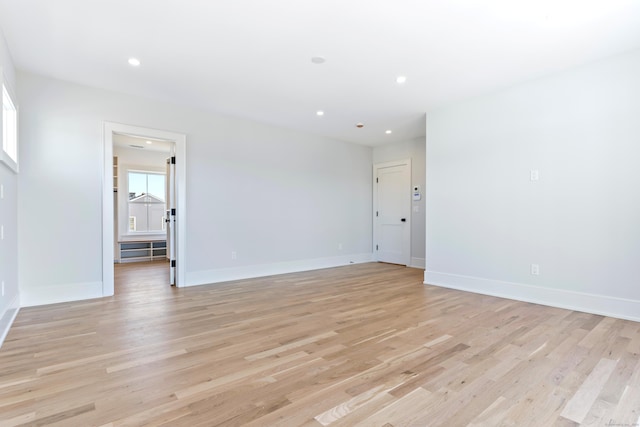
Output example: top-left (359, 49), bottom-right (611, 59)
top-left (102, 122), bottom-right (187, 294)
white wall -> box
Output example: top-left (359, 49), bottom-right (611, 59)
top-left (373, 136), bottom-right (426, 268)
top-left (0, 28), bottom-right (19, 346)
top-left (17, 71), bottom-right (373, 305)
top-left (425, 48), bottom-right (640, 321)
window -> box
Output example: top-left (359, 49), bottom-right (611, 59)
top-left (1, 77), bottom-right (18, 172)
top-left (128, 171), bottom-right (166, 233)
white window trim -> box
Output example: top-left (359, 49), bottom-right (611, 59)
top-left (123, 167), bottom-right (166, 236)
top-left (0, 68), bottom-right (18, 174)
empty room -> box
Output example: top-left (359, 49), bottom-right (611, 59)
top-left (1, 1), bottom-right (639, 426)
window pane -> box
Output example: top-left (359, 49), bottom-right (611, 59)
top-left (2, 84), bottom-right (17, 163)
top-left (148, 204), bottom-right (165, 232)
top-left (147, 173), bottom-right (165, 201)
top-left (128, 172), bottom-right (148, 199)
top-left (127, 171), bottom-right (166, 233)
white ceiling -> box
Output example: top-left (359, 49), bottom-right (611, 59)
top-left (1, 0), bottom-right (640, 147)
top-left (113, 134), bottom-right (172, 153)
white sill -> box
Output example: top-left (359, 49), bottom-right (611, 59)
top-left (119, 233), bottom-right (166, 242)
top-left (0, 152), bottom-right (18, 174)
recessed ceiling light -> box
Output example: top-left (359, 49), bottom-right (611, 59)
top-left (128, 57), bottom-right (141, 67)
top-left (396, 75), bottom-right (407, 84)
top-left (311, 56), bottom-right (326, 64)
top-left (385, 130), bottom-right (392, 134)
top-left (316, 111), bottom-right (324, 116)
top-left (146, 140), bottom-right (153, 144)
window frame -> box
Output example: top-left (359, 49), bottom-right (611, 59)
top-left (126, 169), bottom-right (167, 235)
top-left (1, 68), bottom-right (18, 173)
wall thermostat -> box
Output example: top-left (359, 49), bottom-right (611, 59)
top-left (413, 185), bottom-right (421, 201)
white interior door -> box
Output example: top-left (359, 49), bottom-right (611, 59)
top-left (375, 161), bottom-right (411, 265)
top-left (166, 155), bottom-right (176, 285)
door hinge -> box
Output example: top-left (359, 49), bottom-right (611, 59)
top-left (171, 260), bottom-right (176, 268)
top-left (376, 244), bottom-right (378, 251)
top-left (171, 156), bottom-right (176, 164)
top-left (376, 211), bottom-right (378, 217)
top-left (376, 177), bottom-right (379, 183)
top-left (171, 208), bottom-right (176, 216)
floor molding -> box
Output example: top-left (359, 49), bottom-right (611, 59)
top-left (424, 270), bottom-right (640, 322)
top-left (186, 253), bottom-right (374, 287)
top-left (20, 281), bottom-right (103, 307)
top-left (0, 294), bottom-right (20, 348)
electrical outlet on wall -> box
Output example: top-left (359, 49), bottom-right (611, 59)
top-left (231, 251), bottom-right (237, 260)
top-left (531, 264), bottom-right (540, 275)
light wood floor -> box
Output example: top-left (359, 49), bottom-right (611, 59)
top-left (1, 262), bottom-right (639, 426)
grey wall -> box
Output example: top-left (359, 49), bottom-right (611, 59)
top-left (373, 135), bottom-right (426, 268)
top-left (425, 48), bottom-right (640, 321)
top-left (18, 71), bottom-right (373, 305)
top-left (0, 28), bottom-right (19, 345)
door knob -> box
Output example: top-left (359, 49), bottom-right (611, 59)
top-left (401, 218), bottom-right (406, 222)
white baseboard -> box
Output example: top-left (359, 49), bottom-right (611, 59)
top-left (20, 281), bottom-right (103, 307)
top-left (0, 294), bottom-right (20, 348)
top-left (424, 270), bottom-right (640, 322)
top-left (186, 253), bottom-right (374, 287)
top-left (409, 257), bottom-right (425, 269)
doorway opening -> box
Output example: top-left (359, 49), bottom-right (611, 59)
top-left (102, 122), bottom-right (186, 296)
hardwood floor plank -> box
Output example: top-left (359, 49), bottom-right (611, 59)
top-left (245, 331), bottom-right (338, 361)
top-left (467, 395), bottom-right (509, 427)
top-left (352, 386), bottom-right (433, 427)
top-left (560, 358), bottom-right (619, 423)
top-left (314, 384), bottom-right (394, 426)
top-left (609, 384), bottom-right (640, 426)
top-left (0, 412), bottom-right (36, 427)
top-left (174, 350), bottom-right (310, 399)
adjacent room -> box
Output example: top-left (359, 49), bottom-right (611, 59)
top-left (1, 1), bottom-right (639, 425)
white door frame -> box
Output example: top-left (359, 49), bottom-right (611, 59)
top-left (373, 159), bottom-right (411, 265)
top-left (102, 122), bottom-right (187, 294)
